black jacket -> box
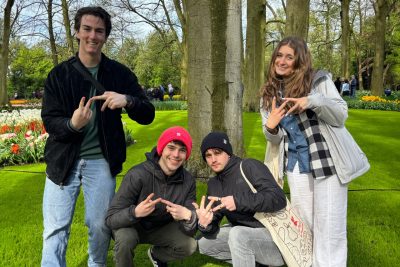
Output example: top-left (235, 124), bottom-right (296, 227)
top-left (200, 156), bottom-right (286, 235)
top-left (41, 54), bottom-right (155, 185)
top-left (105, 148), bottom-right (197, 236)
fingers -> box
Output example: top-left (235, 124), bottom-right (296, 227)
top-left (85, 98), bottom-right (94, 109)
top-left (271, 96), bottom-right (276, 110)
top-left (286, 105), bottom-right (297, 116)
top-left (199, 195), bottom-right (206, 209)
top-left (101, 99), bottom-right (111, 111)
top-left (145, 193), bottom-right (155, 201)
top-left (207, 196), bottom-right (220, 202)
top-left (161, 199), bottom-right (176, 207)
top-left (79, 97), bottom-right (86, 108)
top-left (212, 203), bottom-right (225, 212)
top-left (192, 202), bottom-right (199, 209)
top-left (205, 199), bottom-right (215, 211)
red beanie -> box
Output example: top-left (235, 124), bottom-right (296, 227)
top-left (157, 126), bottom-right (192, 160)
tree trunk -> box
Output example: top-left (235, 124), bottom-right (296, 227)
top-left (61, 0), bottom-right (74, 56)
top-left (340, 0), bottom-right (351, 79)
top-left (48, 0), bottom-right (58, 66)
top-left (285, 0), bottom-right (310, 39)
top-left (173, 0), bottom-right (188, 99)
top-left (243, 0), bottom-right (265, 112)
top-left (371, 0), bottom-right (390, 96)
top-left (187, 0), bottom-right (243, 177)
top-left (0, 0), bottom-right (15, 106)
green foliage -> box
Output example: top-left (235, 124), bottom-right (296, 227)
top-left (8, 41), bottom-right (53, 98)
top-left (133, 31), bottom-right (182, 87)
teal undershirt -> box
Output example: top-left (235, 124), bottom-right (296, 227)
top-left (79, 65), bottom-right (103, 159)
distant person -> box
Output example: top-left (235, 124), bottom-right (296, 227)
top-left (196, 131), bottom-right (286, 267)
top-left (334, 77), bottom-right (342, 94)
top-left (40, 6), bottom-right (155, 267)
top-left (350, 75), bottom-right (357, 97)
top-left (168, 83), bottom-right (174, 100)
top-left (106, 126), bottom-right (197, 267)
top-left (341, 79), bottom-right (350, 96)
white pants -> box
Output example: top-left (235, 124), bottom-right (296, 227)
top-left (287, 163), bottom-right (348, 267)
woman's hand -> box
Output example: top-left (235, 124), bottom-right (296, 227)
top-left (285, 97), bottom-right (308, 115)
top-left (265, 96), bottom-right (288, 132)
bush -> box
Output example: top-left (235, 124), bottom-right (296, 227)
top-left (344, 90), bottom-right (400, 111)
top-left (150, 100), bottom-right (187, 110)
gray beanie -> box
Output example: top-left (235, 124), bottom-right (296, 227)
top-left (200, 132), bottom-right (233, 160)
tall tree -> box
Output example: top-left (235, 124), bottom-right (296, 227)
top-left (370, 0), bottom-right (397, 95)
top-left (0, 0), bottom-right (15, 105)
top-left (340, 0), bottom-right (351, 79)
top-left (47, 0), bottom-right (58, 66)
top-left (242, 0), bottom-right (265, 112)
top-left (61, 0), bottom-right (74, 55)
top-left (285, 0), bottom-right (310, 39)
top-left (186, 0), bottom-right (243, 176)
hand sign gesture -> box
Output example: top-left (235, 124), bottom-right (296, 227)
top-left (134, 193), bottom-right (162, 218)
top-left (161, 199), bottom-right (192, 221)
top-left (284, 97), bottom-right (308, 115)
top-left (192, 196), bottom-right (216, 228)
top-left (90, 91), bottom-right (127, 111)
top-left (265, 96), bottom-right (288, 131)
top-left (70, 97), bottom-right (94, 130)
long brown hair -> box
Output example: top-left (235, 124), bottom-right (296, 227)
top-left (260, 36), bottom-right (314, 110)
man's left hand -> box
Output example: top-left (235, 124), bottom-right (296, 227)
top-left (161, 199), bottom-right (192, 221)
top-left (90, 91), bottom-right (127, 111)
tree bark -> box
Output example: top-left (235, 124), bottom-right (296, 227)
top-left (172, 0), bottom-right (188, 99)
top-left (47, 0), bottom-right (58, 66)
top-left (0, 0), bottom-right (15, 106)
top-left (340, 0), bottom-right (351, 79)
top-left (285, 0), bottom-right (310, 39)
top-left (187, 0), bottom-right (243, 177)
top-left (371, 0), bottom-right (390, 96)
top-left (61, 0), bottom-right (74, 56)
top-left (243, 0), bottom-right (265, 112)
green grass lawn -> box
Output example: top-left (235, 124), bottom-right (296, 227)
top-left (0, 110), bottom-right (399, 266)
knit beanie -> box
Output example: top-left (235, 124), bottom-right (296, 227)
top-left (200, 131), bottom-right (233, 160)
top-left (157, 126), bottom-right (192, 160)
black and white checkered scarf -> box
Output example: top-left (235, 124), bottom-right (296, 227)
top-left (298, 110), bottom-right (336, 179)
top-left (283, 110), bottom-right (336, 179)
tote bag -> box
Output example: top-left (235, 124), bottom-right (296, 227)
top-left (239, 162), bottom-right (312, 267)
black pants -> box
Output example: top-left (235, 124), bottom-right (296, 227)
top-left (113, 221), bottom-right (197, 267)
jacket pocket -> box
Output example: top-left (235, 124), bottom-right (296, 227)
top-left (322, 124), bottom-right (370, 183)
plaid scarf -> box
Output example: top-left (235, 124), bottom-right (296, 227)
top-left (293, 110), bottom-right (336, 179)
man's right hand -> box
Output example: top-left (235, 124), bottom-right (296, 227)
top-left (70, 97), bottom-right (94, 130)
top-left (134, 193), bottom-right (162, 218)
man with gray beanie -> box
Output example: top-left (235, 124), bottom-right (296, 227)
top-left (194, 131), bottom-right (287, 267)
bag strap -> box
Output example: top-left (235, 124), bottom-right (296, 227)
top-left (71, 60), bottom-right (106, 94)
top-left (239, 161), bottom-right (257, 193)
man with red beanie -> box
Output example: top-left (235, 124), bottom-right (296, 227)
top-left (105, 126), bottom-right (197, 267)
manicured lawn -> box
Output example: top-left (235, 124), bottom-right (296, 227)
top-left (0, 110), bottom-right (399, 266)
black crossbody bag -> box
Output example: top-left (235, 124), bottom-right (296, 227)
top-left (71, 60), bottom-right (105, 94)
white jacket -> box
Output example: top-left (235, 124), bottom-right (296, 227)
top-left (260, 71), bottom-right (370, 184)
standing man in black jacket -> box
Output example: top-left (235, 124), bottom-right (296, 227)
top-left (40, 6), bottom-right (155, 267)
top-left (195, 132), bottom-right (286, 267)
top-left (105, 126), bottom-right (197, 267)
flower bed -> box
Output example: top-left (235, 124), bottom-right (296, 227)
top-left (1, 108), bottom-right (135, 166)
top-left (0, 109), bottom-right (48, 166)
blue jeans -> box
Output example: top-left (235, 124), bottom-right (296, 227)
top-left (41, 158), bottom-right (116, 267)
top-left (198, 225), bottom-right (284, 267)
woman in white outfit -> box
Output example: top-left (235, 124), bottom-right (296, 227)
top-left (259, 36), bottom-right (369, 267)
